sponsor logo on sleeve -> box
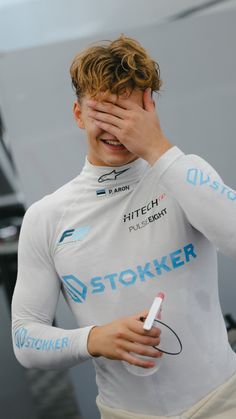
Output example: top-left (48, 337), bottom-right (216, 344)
top-left (14, 327), bottom-right (69, 351)
top-left (186, 168), bottom-right (236, 201)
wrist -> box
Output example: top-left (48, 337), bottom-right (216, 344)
top-left (87, 325), bottom-right (101, 357)
top-left (145, 137), bottom-right (173, 166)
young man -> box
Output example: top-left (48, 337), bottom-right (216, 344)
top-left (12, 35), bottom-right (236, 418)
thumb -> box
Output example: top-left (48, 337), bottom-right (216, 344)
top-left (143, 88), bottom-right (155, 112)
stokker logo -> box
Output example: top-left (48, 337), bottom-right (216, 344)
top-left (98, 168), bottom-right (129, 183)
top-left (61, 242), bottom-right (197, 303)
top-left (14, 327), bottom-right (69, 351)
top-left (186, 168), bottom-right (236, 201)
top-left (62, 275), bottom-right (88, 303)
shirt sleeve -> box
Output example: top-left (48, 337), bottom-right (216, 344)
top-left (11, 201), bottom-right (96, 369)
top-left (152, 146), bottom-right (236, 260)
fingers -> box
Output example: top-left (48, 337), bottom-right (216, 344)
top-left (120, 328), bottom-right (161, 348)
top-left (114, 95), bottom-right (141, 111)
top-left (129, 317), bottom-right (161, 339)
top-left (119, 341), bottom-right (163, 369)
top-left (88, 109), bottom-right (123, 129)
top-left (93, 120), bottom-right (120, 138)
top-left (123, 353), bottom-right (157, 369)
top-left (128, 341), bottom-right (163, 359)
top-left (122, 351), bottom-right (156, 369)
top-left (133, 309), bottom-right (149, 320)
top-left (87, 99), bottom-right (127, 118)
top-left (87, 94), bottom-right (140, 113)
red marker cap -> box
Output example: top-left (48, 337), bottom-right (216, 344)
top-left (157, 292), bottom-right (165, 300)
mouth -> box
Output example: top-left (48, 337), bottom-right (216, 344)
top-left (100, 138), bottom-right (127, 151)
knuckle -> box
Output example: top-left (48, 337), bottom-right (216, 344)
top-left (107, 104), bottom-right (114, 113)
top-left (139, 348), bottom-right (146, 356)
top-left (114, 348), bottom-right (122, 358)
top-left (116, 330), bottom-right (123, 339)
top-left (123, 121), bottom-right (130, 131)
top-left (114, 338), bottom-right (122, 348)
top-left (143, 336), bottom-right (153, 345)
top-left (154, 336), bottom-right (160, 345)
top-left (153, 328), bottom-right (161, 337)
top-left (115, 326), bottom-right (126, 339)
top-left (155, 341), bottom-right (160, 348)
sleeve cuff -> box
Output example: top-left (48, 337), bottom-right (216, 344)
top-left (75, 325), bottom-right (98, 361)
top-left (151, 146), bottom-right (184, 182)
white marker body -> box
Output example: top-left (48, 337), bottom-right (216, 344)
top-left (143, 296), bottom-right (163, 331)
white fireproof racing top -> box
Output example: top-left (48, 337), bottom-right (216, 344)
top-left (12, 146), bottom-right (236, 416)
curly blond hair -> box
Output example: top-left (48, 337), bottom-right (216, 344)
top-left (70, 35), bottom-right (162, 101)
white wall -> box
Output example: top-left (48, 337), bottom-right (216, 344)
top-left (0, 0), bottom-right (218, 51)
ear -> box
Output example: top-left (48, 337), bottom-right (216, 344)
top-left (143, 88), bottom-right (156, 112)
top-left (73, 101), bottom-right (85, 129)
top-left (150, 90), bottom-right (156, 108)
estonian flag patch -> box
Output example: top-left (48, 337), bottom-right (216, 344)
top-left (96, 189), bottom-right (106, 196)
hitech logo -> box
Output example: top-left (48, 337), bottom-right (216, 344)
top-left (123, 193), bottom-right (166, 222)
top-left (59, 226), bottom-right (90, 245)
top-left (186, 168), bottom-right (236, 201)
top-left (98, 168), bottom-right (129, 183)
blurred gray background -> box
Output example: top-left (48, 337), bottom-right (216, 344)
top-left (0, 1), bottom-right (235, 418)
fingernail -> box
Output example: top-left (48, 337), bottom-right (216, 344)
top-left (149, 363), bottom-right (155, 368)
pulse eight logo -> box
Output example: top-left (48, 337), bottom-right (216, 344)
top-left (186, 168), bottom-right (236, 201)
top-left (59, 226), bottom-right (90, 245)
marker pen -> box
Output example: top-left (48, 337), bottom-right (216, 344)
top-left (143, 292), bottom-right (165, 331)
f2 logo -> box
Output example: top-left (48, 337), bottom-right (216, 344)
top-left (59, 226), bottom-right (90, 244)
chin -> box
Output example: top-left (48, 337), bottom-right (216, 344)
top-left (105, 154), bottom-right (138, 167)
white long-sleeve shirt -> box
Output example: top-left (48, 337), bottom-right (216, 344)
top-left (12, 146), bottom-right (236, 416)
